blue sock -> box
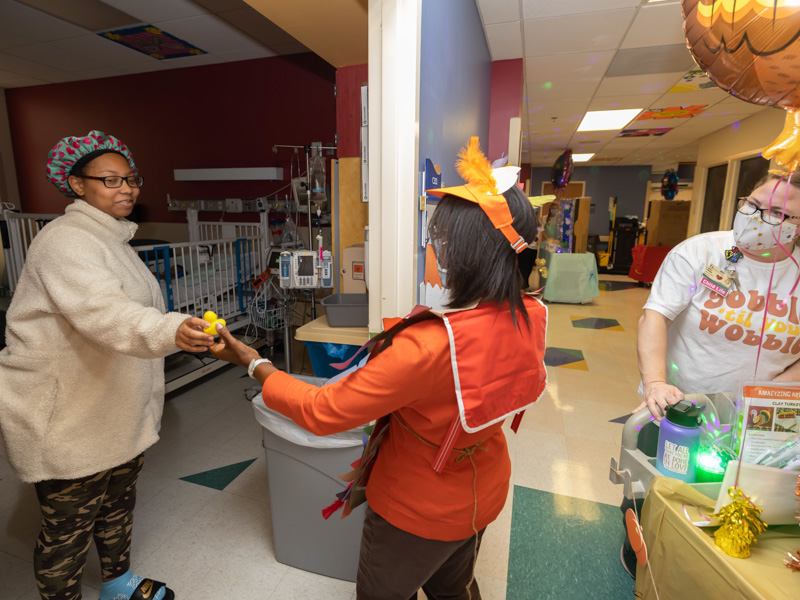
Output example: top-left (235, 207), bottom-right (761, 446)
top-left (99, 570), bottom-right (166, 600)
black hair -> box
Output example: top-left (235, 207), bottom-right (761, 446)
top-left (428, 184), bottom-right (536, 328)
top-left (68, 148), bottom-right (125, 177)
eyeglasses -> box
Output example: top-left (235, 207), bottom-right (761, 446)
top-left (737, 197), bottom-right (800, 225)
top-left (80, 175), bottom-right (144, 189)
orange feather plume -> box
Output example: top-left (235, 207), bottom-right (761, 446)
top-left (456, 137), bottom-right (498, 195)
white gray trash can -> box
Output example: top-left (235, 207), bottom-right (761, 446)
top-left (252, 376), bottom-right (367, 582)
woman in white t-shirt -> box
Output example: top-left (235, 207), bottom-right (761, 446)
top-left (636, 171), bottom-right (800, 421)
top-left (620, 171), bottom-right (800, 580)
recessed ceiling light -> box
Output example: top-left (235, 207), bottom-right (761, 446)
top-left (577, 109), bottom-right (642, 132)
top-left (572, 153), bottom-right (595, 162)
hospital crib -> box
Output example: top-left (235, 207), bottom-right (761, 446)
top-left (0, 208), bottom-right (278, 390)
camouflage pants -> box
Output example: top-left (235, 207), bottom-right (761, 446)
top-left (33, 454), bottom-right (144, 600)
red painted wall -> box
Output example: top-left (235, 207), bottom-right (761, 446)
top-left (5, 53), bottom-right (336, 222)
top-left (335, 64), bottom-right (368, 158)
top-left (487, 59), bottom-right (523, 163)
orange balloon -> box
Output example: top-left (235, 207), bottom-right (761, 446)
top-left (682, 0), bottom-right (800, 109)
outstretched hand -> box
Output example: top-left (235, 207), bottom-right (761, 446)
top-left (176, 317), bottom-right (215, 352)
top-left (208, 323), bottom-right (259, 367)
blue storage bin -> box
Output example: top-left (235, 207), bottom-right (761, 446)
top-left (302, 341), bottom-right (362, 378)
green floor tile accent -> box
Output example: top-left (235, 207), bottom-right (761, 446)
top-left (180, 458), bottom-right (257, 491)
top-left (507, 486), bottom-right (635, 599)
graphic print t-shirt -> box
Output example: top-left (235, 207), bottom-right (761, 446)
top-left (645, 230), bottom-right (800, 395)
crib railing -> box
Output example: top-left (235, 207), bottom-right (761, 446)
top-left (0, 210), bottom-right (59, 293)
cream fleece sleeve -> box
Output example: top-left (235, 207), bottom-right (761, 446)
top-left (31, 227), bottom-right (186, 359)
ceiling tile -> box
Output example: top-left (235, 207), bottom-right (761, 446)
top-left (49, 35), bottom-right (159, 66)
top-left (527, 78), bottom-right (601, 101)
top-left (528, 99), bottom-right (590, 120)
top-left (0, 0), bottom-right (88, 41)
top-left (595, 72), bottom-right (688, 96)
top-left (153, 14), bottom-right (264, 54)
top-left (710, 98), bottom-right (769, 115)
top-left (16, 0), bottom-right (139, 32)
top-left (485, 21), bottom-right (523, 60)
top-left (3, 42), bottom-right (107, 72)
top-left (653, 87), bottom-right (730, 107)
top-left (191, 0), bottom-right (246, 11)
top-left (0, 51), bottom-right (74, 78)
top-left (101, 0), bottom-right (208, 23)
top-left (477, 0), bottom-right (521, 25)
top-left (606, 44), bottom-right (695, 77)
top-left (267, 41), bottom-right (311, 55)
top-left (214, 47), bottom-right (278, 62)
top-left (165, 53), bottom-right (225, 67)
top-left (116, 61), bottom-right (172, 74)
top-left (522, 0), bottom-right (640, 19)
top-left (523, 9), bottom-right (637, 57)
top-left (620, 2), bottom-right (687, 49)
top-left (72, 66), bottom-right (129, 79)
top-left (0, 75), bottom-right (49, 88)
top-left (588, 93), bottom-right (662, 110)
top-left (525, 51), bottom-right (615, 83)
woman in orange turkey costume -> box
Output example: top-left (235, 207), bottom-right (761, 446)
top-left (209, 138), bottom-right (547, 600)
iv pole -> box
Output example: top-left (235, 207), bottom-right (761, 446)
top-left (272, 143), bottom-right (337, 336)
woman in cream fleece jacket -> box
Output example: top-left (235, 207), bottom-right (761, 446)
top-left (0, 131), bottom-right (213, 600)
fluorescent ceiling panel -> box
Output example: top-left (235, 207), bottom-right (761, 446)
top-left (605, 45), bottom-right (695, 77)
top-left (15, 0), bottom-right (140, 31)
top-left (572, 153), bottom-right (595, 162)
top-left (577, 109), bottom-right (642, 131)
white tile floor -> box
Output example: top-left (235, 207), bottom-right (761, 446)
top-left (0, 276), bottom-right (650, 599)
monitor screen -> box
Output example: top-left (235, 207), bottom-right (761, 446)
top-left (267, 249), bottom-right (281, 270)
top-left (297, 255), bottom-right (314, 276)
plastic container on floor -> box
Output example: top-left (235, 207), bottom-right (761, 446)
top-left (302, 341), bottom-right (362, 378)
top-left (252, 375), bottom-right (367, 582)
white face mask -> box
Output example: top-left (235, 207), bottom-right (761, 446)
top-left (732, 211), bottom-right (798, 252)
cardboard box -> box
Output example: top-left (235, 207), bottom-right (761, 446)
top-left (573, 197), bottom-right (591, 254)
top-left (647, 200), bottom-right (691, 247)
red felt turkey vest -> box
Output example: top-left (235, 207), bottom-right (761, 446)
top-left (430, 296), bottom-right (548, 470)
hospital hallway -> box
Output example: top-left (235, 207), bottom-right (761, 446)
top-left (0, 275), bottom-right (648, 599)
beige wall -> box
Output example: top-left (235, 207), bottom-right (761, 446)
top-left (0, 91), bottom-right (20, 210)
top-left (689, 107), bottom-right (785, 235)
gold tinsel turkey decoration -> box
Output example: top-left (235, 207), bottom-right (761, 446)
top-left (713, 486), bottom-right (767, 558)
top-left (682, 0), bottom-right (800, 171)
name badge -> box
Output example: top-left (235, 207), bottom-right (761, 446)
top-left (700, 263), bottom-right (731, 296)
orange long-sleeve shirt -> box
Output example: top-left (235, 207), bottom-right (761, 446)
top-left (261, 318), bottom-right (512, 541)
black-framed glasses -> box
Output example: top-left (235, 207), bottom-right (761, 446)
top-left (80, 175), bottom-right (143, 189)
top-left (737, 197), bottom-right (800, 226)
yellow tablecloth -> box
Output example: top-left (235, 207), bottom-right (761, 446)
top-left (636, 477), bottom-right (800, 599)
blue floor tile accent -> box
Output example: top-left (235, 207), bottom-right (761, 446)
top-left (180, 458), bottom-right (257, 490)
top-left (507, 486), bottom-right (635, 599)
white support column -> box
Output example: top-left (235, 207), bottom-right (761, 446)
top-left (368, 0), bottom-right (421, 333)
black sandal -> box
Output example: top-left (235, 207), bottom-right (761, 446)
top-left (130, 578), bottom-right (175, 600)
